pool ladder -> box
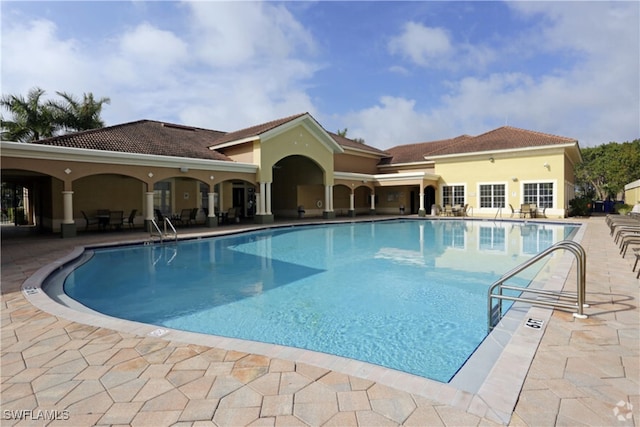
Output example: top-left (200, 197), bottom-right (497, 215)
top-left (488, 240), bottom-right (587, 332)
top-left (149, 217), bottom-right (178, 243)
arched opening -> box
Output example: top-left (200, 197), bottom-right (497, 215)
top-left (425, 185), bottom-right (436, 215)
top-left (1, 170), bottom-right (49, 230)
top-left (272, 155), bottom-right (324, 218)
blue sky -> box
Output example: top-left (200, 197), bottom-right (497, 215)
top-left (1, 1), bottom-right (638, 149)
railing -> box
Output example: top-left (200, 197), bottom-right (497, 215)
top-left (150, 217), bottom-right (177, 243)
top-left (488, 240), bottom-right (587, 332)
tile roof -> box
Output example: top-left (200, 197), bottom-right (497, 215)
top-left (328, 132), bottom-right (389, 156)
top-left (32, 120), bottom-right (232, 161)
top-left (380, 135), bottom-right (472, 165)
top-left (381, 126), bottom-right (577, 164)
top-left (209, 113), bottom-right (307, 146)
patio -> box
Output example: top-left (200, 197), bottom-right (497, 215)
top-left (1, 216), bottom-right (638, 426)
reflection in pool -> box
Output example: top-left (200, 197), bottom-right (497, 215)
top-left (58, 219), bottom-right (579, 382)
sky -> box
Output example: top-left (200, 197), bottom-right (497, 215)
top-left (1, 1), bottom-right (638, 150)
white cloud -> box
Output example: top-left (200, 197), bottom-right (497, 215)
top-left (356, 2), bottom-right (639, 148)
top-left (118, 22), bottom-right (188, 69)
top-left (186, 1), bottom-right (315, 68)
top-left (0, 19), bottom-right (95, 99)
top-left (388, 22), bottom-right (453, 67)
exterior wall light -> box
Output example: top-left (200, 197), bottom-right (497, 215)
top-left (543, 162), bottom-right (550, 170)
top-left (511, 176), bottom-right (518, 182)
top-left (180, 167), bottom-right (189, 173)
top-left (489, 157), bottom-right (495, 163)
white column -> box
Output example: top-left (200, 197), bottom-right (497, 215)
top-left (324, 185), bottom-right (330, 211)
top-left (266, 182), bottom-right (272, 215)
top-left (208, 192), bottom-right (215, 218)
top-left (419, 189), bottom-right (425, 211)
top-left (259, 182), bottom-right (266, 215)
top-left (329, 185), bottom-right (334, 211)
top-left (145, 192), bottom-right (154, 220)
top-left (349, 193), bottom-right (355, 211)
top-left (219, 184), bottom-right (224, 212)
top-left (62, 191), bottom-right (74, 224)
top-left (370, 191), bottom-right (375, 210)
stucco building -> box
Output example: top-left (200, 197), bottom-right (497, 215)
top-left (1, 112), bottom-right (582, 237)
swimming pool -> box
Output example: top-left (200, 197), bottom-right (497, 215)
top-left (54, 219), bottom-right (579, 382)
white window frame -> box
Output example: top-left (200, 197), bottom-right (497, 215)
top-left (477, 181), bottom-right (507, 211)
top-left (521, 180), bottom-right (556, 209)
top-left (441, 183), bottom-right (466, 207)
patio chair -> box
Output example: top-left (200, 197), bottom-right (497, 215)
top-left (509, 204), bottom-right (520, 218)
top-left (127, 209), bottom-right (137, 229)
top-left (81, 210), bottom-right (100, 231)
top-left (443, 205), bottom-right (453, 216)
top-left (190, 208), bottom-right (198, 225)
top-left (176, 208), bottom-right (192, 226)
top-left (226, 207), bottom-right (237, 224)
top-left (108, 210), bottom-right (124, 230)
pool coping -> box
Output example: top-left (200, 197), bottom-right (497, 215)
top-left (21, 217), bottom-right (586, 425)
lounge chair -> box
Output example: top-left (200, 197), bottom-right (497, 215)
top-left (81, 210), bottom-right (100, 230)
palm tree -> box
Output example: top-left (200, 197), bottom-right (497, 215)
top-left (49, 91), bottom-right (111, 132)
top-left (0, 87), bottom-right (58, 142)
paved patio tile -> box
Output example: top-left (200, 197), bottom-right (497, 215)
top-left (1, 217), bottom-right (637, 426)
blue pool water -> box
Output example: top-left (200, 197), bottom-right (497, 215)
top-left (61, 219), bottom-right (578, 382)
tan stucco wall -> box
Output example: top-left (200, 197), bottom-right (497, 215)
top-left (434, 151), bottom-right (567, 217)
top-left (219, 142), bottom-right (255, 164)
top-left (625, 180), bottom-right (640, 205)
top-left (334, 153), bottom-right (380, 174)
top-left (259, 125), bottom-right (334, 184)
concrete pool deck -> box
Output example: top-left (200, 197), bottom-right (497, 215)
top-left (1, 215), bottom-right (638, 426)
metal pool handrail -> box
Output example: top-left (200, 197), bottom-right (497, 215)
top-left (488, 240), bottom-right (587, 332)
top-left (150, 217), bottom-right (178, 243)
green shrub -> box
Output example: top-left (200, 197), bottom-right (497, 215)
top-left (616, 204), bottom-right (633, 215)
top-left (568, 197), bottom-right (592, 217)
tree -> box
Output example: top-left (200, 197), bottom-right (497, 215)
top-left (335, 127), bottom-right (365, 144)
top-left (49, 91), bottom-right (110, 132)
top-left (576, 140), bottom-right (640, 200)
top-left (0, 87), bottom-right (58, 142)
top-left (1, 87), bottom-right (110, 142)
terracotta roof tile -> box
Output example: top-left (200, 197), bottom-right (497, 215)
top-left (381, 126), bottom-right (577, 164)
top-left (328, 132), bottom-right (389, 156)
top-left (380, 135), bottom-right (471, 165)
top-left (209, 113), bottom-right (307, 146)
top-left (32, 120), bottom-right (231, 161)
top-left (430, 126), bottom-right (577, 156)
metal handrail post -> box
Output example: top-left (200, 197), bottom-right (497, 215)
top-left (488, 240), bottom-right (587, 331)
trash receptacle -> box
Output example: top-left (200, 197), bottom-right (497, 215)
top-left (399, 205), bottom-right (405, 215)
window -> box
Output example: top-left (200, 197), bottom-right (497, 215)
top-left (153, 181), bottom-right (172, 215)
top-left (523, 182), bottom-right (553, 208)
top-left (442, 185), bottom-right (464, 206)
top-left (479, 226), bottom-right (505, 251)
top-left (479, 184), bottom-right (505, 208)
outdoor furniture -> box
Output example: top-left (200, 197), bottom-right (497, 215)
top-left (443, 205), bottom-right (453, 216)
top-left (226, 207), bottom-right (237, 224)
top-left (509, 204), bottom-right (520, 218)
top-left (520, 204), bottom-right (534, 218)
top-left (176, 208), bottom-right (192, 226)
top-left (81, 210), bottom-right (100, 230)
top-left (108, 210), bottom-right (124, 230)
top-left (127, 209), bottom-right (137, 229)
top-left (96, 209), bottom-right (110, 230)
